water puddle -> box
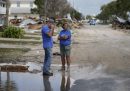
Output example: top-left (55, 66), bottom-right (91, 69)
top-left (0, 62), bottom-right (74, 91)
top-left (69, 64), bottom-right (130, 91)
top-left (1, 62), bottom-right (130, 91)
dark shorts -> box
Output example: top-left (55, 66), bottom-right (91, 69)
top-left (60, 45), bottom-right (71, 56)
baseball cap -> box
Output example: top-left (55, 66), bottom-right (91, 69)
top-left (46, 19), bottom-right (54, 23)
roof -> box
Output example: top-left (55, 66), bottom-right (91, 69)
top-left (10, 0), bottom-right (35, 3)
top-left (0, 0), bottom-right (6, 4)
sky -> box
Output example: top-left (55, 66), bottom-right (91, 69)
top-left (68, 0), bottom-right (114, 16)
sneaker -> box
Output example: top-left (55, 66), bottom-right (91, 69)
top-left (43, 72), bottom-right (53, 76)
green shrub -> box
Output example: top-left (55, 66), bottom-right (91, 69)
top-left (2, 26), bottom-right (25, 38)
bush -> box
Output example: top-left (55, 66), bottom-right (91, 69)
top-left (2, 26), bottom-right (25, 38)
top-left (0, 26), bottom-right (6, 32)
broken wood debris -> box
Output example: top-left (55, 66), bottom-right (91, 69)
top-left (0, 65), bottom-right (29, 72)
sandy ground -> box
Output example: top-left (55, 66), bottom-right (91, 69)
top-left (68, 24), bottom-right (130, 91)
top-left (70, 24), bottom-right (130, 76)
top-left (15, 23), bottom-right (130, 78)
top-left (20, 24), bottom-right (130, 76)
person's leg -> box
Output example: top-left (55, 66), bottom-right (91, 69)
top-left (61, 55), bottom-right (65, 70)
top-left (66, 55), bottom-right (71, 68)
top-left (43, 48), bottom-right (48, 73)
top-left (65, 45), bottom-right (71, 69)
top-left (45, 48), bottom-right (52, 72)
top-left (60, 45), bottom-right (65, 70)
top-left (43, 48), bottom-right (52, 74)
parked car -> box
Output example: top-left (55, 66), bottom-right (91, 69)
top-left (89, 19), bottom-right (96, 25)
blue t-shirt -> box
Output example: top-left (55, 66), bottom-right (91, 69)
top-left (59, 30), bottom-right (71, 46)
top-left (42, 25), bottom-right (53, 48)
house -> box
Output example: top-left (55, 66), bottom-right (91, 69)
top-left (0, 0), bottom-right (6, 15)
top-left (0, 0), bottom-right (6, 25)
top-left (10, 0), bottom-right (37, 19)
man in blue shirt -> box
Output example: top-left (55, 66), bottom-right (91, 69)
top-left (42, 19), bottom-right (55, 76)
top-left (58, 23), bottom-right (71, 71)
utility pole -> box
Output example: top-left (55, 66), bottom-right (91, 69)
top-left (5, 0), bottom-right (10, 26)
top-left (73, 0), bottom-right (75, 19)
top-left (44, 0), bottom-right (47, 20)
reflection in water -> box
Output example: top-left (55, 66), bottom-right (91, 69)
top-left (60, 71), bottom-right (71, 91)
top-left (0, 62), bottom-right (74, 91)
top-left (43, 76), bottom-right (52, 91)
top-left (0, 71), bottom-right (2, 90)
top-left (43, 71), bottom-right (71, 91)
top-left (0, 72), bottom-right (18, 91)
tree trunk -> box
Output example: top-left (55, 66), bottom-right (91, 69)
top-left (5, 0), bottom-right (10, 26)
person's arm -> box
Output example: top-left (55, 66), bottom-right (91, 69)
top-left (47, 25), bottom-right (55, 37)
top-left (58, 35), bottom-right (68, 40)
top-left (58, 35), bottom-right (61, 40)
top-left (69, 31), bottom-right (71, 39)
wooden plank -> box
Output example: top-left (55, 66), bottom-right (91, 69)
top-left (0, 65), bottom-right (29, 72)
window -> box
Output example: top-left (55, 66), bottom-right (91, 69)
top-left (0, 3), bottom-right (2, 7)
top-left (17, 1), bottom-right (20, 7)
top-left (0, 3), bottom-right (5, 7)
top-left (30, 2), bottom-right (33, 8)
top-left (3, 4), bottom-right (5, 7)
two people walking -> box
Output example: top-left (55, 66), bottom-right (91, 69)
top-left (42, 20), bottom-right (71, 76)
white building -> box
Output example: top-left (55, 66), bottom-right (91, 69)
top-left (0, 0), bottom-right (6, 25)
top-left (10, 0), bottom-right (37, 19)
top-left (0, 0), bottom-right (6, 14)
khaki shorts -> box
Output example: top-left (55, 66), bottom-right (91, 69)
top-left (60, 45), bottom-right (71, 56)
